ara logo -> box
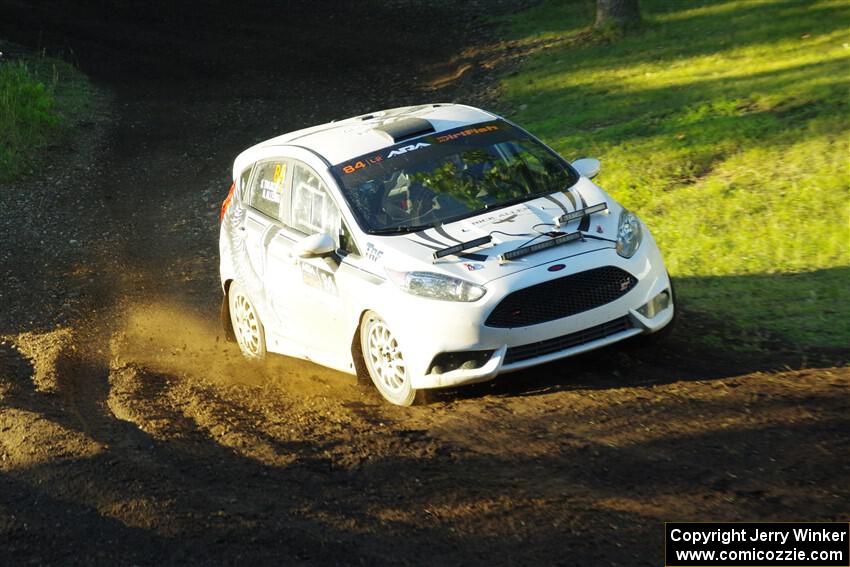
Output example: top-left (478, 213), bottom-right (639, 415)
top-left (387, 142), bottom-right (430, 158)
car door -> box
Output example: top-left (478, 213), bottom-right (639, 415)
top-left (239, 159), bottom-right (290, 332)
top-left (264, 161), bottom-right (355, 356)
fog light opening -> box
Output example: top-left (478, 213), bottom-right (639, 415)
top-left (637, 289), bottom-right (670, 319)
top-left (427, 350), bottom-right (495, 375)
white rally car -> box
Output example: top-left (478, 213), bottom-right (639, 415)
top-left (219, 104), bottom-right (674, 405)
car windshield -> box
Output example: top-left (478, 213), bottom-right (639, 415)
top-left (331, 120), bottom-right (579, 234)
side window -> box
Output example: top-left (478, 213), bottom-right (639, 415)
top-left (290, 162), bottom-right (359, 255)
top-left (249, 160), bottom-right (288, 219)
top-left (291, 163), bottom-right (341, 239)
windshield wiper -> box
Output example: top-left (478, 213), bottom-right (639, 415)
top-left (553, 202), bottom-right (608, 228)
top-left (368, 225), bottom-right (433, 235)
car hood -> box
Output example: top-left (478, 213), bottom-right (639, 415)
top-left (365, 178), bottom-right (622, 285)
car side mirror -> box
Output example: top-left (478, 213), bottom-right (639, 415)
top-left (571, 158), bottom-right (601, 179)
top-left (294, 232), bottom-right (336, 258)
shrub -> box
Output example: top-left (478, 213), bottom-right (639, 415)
top-left (0, 59), bottom-right (61, 178)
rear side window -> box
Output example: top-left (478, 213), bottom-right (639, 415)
top-left (249, 160), bottom-right (288, 219)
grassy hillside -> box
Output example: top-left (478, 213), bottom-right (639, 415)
top-left (0, 50), bottom-right (92, 180)
top-left (497, 0), bottom-right (849, 351)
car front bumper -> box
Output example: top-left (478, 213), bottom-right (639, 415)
top-left (379, 238), bottom-right (674, 390)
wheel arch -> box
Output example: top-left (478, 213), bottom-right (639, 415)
top-left (350, 309), bottom-right (372, 385)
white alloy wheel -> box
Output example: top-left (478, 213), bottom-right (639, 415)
top-left (228, 280), bottom-right (266, 360)
top-left (360, 311), bottom-right (417, 406)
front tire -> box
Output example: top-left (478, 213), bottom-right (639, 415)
top-left (360, 311), bottom-right (419, 406)
top-left (228, 280), bottom-right (266, 360)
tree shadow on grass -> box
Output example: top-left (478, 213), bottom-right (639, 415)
top-left (519, 56), bottom-right (847, 148)
top-left (521, 0), bottom-right (846, 71)
top-left (675, 267), bottom-right (850, 355)
top-left (506, 0), bottom-right (850, 161)
top-left (500, 0), bottom-right (828, 42)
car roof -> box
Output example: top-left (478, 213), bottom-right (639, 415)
top-left (233, 103), bottom-right (500, 175)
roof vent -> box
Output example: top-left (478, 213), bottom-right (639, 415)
top-left (374, 117), bottom-right (435, 143)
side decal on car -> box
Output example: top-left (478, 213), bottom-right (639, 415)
top-left (301, 262), bottom-right (338, 296)
top-left (365, 243), bottom-right (384, 263)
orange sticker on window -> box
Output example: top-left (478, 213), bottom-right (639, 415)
top-left (341, 154), bottom-right (383, 174)
top-left (435, 124), bottom-right (499, 143)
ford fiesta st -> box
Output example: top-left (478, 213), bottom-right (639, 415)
top-left (219, 104), bottom-right (674, 405)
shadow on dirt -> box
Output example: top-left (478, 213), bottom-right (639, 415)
top-left (2, 337), bottom-right (847, 564)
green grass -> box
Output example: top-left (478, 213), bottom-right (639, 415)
top-left (495, 0), bottom-right (850, 351)
top-left (0, 53), bottom-right (91, 180)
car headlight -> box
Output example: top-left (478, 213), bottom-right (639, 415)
top-left (386, 269), bottom-right (486, 302)
top-left (616, 208), bottom-right (643, 258)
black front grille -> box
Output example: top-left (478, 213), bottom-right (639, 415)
top-left (485, 266), bottom-right (637, 328)
top-left (504, 316), bottom-right (633, 364)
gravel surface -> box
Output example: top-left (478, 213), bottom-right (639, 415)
top-left (0, 2), bottom-right (847, 564)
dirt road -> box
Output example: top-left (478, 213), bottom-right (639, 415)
top-left (1, 1), bottom-right (847, 564)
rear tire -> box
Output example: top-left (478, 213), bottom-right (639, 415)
top-left (228, 280), bottom-right (266, 360)
top-left (360, 311), bottom-right (421, 406)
